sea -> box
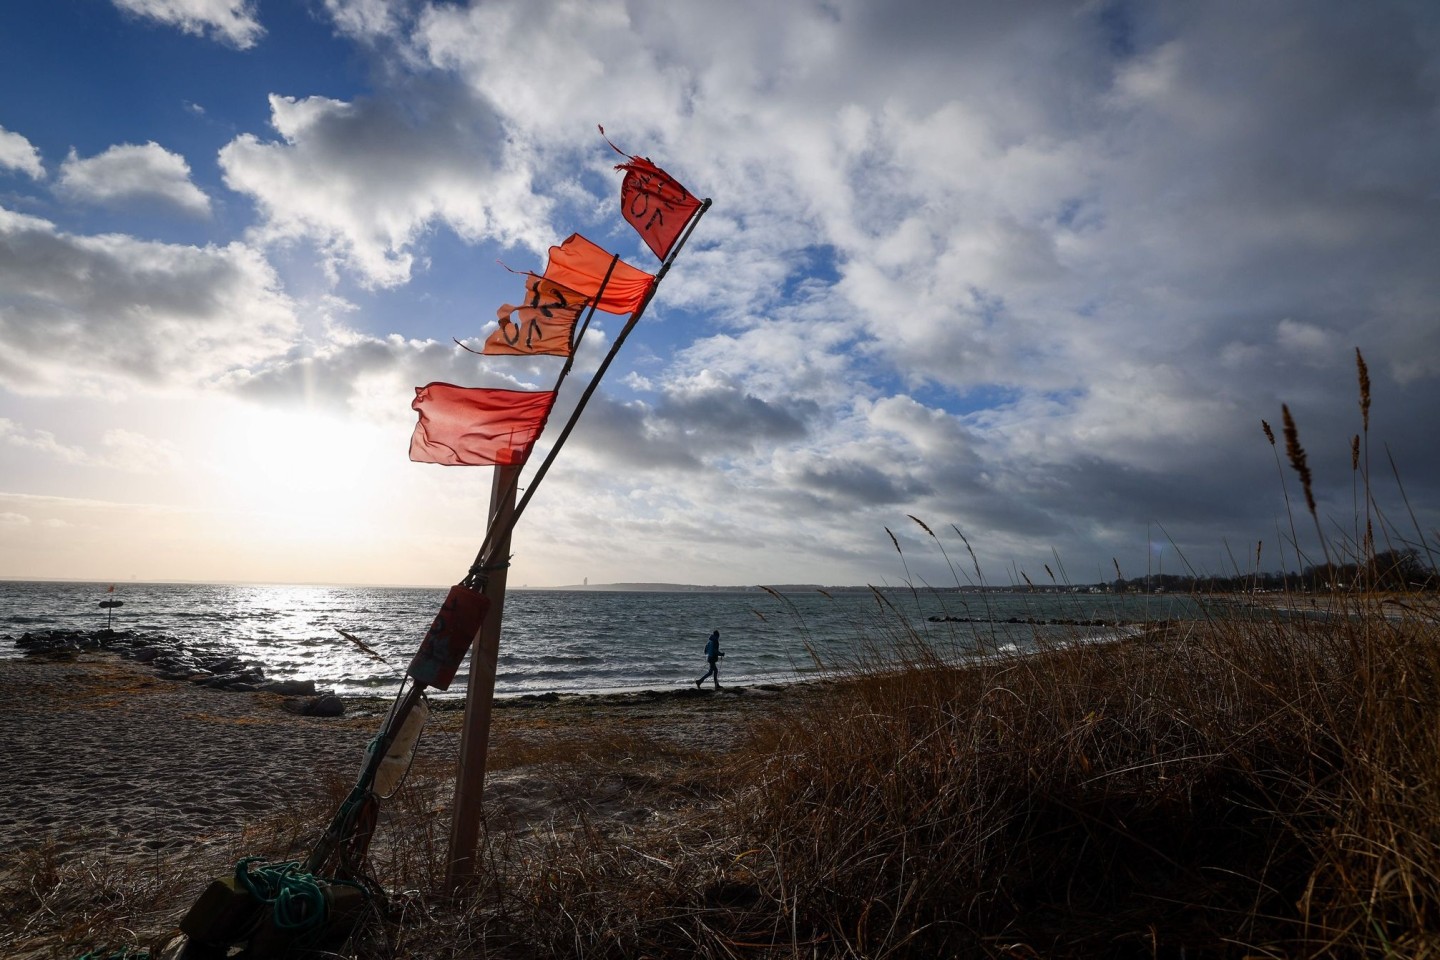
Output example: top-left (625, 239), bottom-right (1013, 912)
top-left (0, 580), bottom-right (1216, 699)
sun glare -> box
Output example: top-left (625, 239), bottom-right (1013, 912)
top-left (209, 404), bottom-right (398, 543)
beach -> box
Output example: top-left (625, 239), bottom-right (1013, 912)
top-left (7, 597), bottom-right (1436, 958)
top-left (0, 651), bottom-right (790, 853)
top-left (0, 649), bottom-right (793, 958)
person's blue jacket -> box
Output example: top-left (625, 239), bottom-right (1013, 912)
top-left (704, 630), bottom-right (721, 661)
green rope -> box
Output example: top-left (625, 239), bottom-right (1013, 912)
top-left (234, 857), bottom-right (372, 934)
top-left (234, 857), bottom-right (330, 932)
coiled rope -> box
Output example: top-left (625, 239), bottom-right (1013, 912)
top-left (234, 857), bottom-right (368, 933)
top-left (235, 857), bottom-right (328, 931)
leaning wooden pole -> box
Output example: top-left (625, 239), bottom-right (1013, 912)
top-left (445, 462), bottom-right (520, 886)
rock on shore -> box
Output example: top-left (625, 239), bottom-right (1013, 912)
top-left (8, 628), bottom-right (330, 706)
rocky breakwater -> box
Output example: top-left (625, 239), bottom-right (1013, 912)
top-left (7, 628), bottom-right (346, 716)
top-left (927, 615), bottom-right (1138, 627)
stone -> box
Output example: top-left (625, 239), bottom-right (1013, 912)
top-left (283, 694), bottom-right (345, 717)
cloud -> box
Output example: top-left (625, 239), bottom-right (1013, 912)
top-left (219, 89), bottom-right (552, 287)
top-left (222, 0), bottom-right (1440, 581)
top-left (11, 0), bottom-right (1440, 586)
top-left (0, 419), bottom-right (184, 474)
top-left (0, 126), bottom-right (44, 180)
top-left (0, 205), bottom-right (297, 395)
top-left (95, 429), bottom-right (186, 474)
top-left (0, 418), bottom-right (87, 464)
top-left (322, 0), bottom-right (407, 41)
top-left (111, 0), bottom-right (263, 49)
top-left (57, 142), bottom-right (211, 216)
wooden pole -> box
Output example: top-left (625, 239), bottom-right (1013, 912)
top-left (445, 462), bottom-right (520, 887)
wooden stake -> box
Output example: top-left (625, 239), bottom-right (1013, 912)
top-left (445, 462), bottom-right (520, 887)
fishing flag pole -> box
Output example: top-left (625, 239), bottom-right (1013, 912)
top-left (444, 199), bottom-right (710, 884)
top-left (164, 139), bottom-right (711, 960)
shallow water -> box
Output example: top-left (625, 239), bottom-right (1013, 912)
top-left (1, 580), bottom-right (1212, 697)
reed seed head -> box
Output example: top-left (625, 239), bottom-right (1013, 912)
top-left (1261, 420), bottom-right (1275, 446)
top-left (907, 514), bottom-right (936, 538)
top-left (1356, 348), bottom-right (1371, 433)
top-left (1281, 404), bottom-right (1317, 517)
top-left (1351, 435), bottom-right (1360, 471)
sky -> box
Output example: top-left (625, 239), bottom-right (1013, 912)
top-left (1, 0), bottom-right (1438, 590)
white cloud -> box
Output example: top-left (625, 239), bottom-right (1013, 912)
top-left (97, 429), bottom-right (186, 474)
top-left (8, 0), bottom-right (1440, 586)
top-left (323, 0), bottom-right (406, 40)
top-left (0, 205), bottom-right (297, 395)
top-left (1275, 318), bottom-right (1335, 365)
top-left (57, 142), bottom-right (211, 216)
top-left (0, 126), bottom-right (44, 180)
top-left (0, 421), bottom-right (182, 474)
top-left (111, 0), bottom-right (263, 49)
top-left (219, 92), bottom-right (552, 288)
top-left (0, 418), bottom-right (87, 464)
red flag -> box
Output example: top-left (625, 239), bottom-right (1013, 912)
top-left (409, 383), bottom-right (556, 466)
top-left (543, 234), bottom-right (654, 315)
top-left (483, 275), bottom-right (587, 357)
top-left (615, 155), bottom-right (702, 260)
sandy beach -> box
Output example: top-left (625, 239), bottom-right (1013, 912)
top-left (0, 651), bottom-right (790, 854)
top-left (0, 649), bottom-right (795, 957)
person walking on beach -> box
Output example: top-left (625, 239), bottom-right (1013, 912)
top-left (696, 629), bottom-right (723, 689)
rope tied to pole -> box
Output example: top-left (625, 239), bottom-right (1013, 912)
top-left (462, 557), bottom-right (510, 589)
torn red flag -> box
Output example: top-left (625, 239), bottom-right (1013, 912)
top-left (482, 275), bottom-right (587, 357)
top-left (543, 234), bottom-right (654, 315)
top-left (409, 383), bottom-right (557, 466)
top-left (615, 155), bottom-right (702, 260)
top-left (600, 126), bottom-right (703, 260)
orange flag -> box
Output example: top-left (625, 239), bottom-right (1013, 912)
top-left (483, 275), bottom-right (587, 357)
top-left (409, 383), bottom-right (557, 466)
top-left (615, 154), bottom-right (703, 260)
top-left (543, 234), bottom-right (654, 315)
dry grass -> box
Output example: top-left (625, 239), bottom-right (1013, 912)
top-left (724, 601), bottom-right (1440, 957)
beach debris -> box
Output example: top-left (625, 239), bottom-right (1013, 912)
top-left (336, 627), bottom-right (389, 664)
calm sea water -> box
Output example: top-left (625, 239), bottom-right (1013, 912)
top-left (0, 580), bottom-right (1212, 698)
